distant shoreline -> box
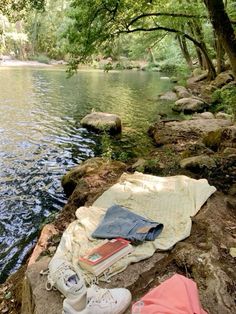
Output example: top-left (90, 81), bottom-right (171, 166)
top-left (0, 59), bottom-right (53, 67)
top-left (0, 59), bottom-right (157, 74)
top-left (0, 61), bottom-right (138, 73)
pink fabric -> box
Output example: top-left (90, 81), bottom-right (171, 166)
top-left (132, 274), bottom-right (208, 314)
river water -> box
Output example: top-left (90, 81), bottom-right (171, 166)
top-left (0, 67), bottom-right (173, 282)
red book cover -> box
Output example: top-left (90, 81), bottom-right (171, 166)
top-left (79, 238), bottom-right (130, 265)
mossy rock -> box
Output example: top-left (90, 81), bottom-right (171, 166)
top-left (203, 130), bottom-right (223, 151)
top-left (180, 155), bottom-right (216, 171)
top-left (203, 126), bottom-right (236, 152)
top-left (61, 157), bottom-right (126, 197)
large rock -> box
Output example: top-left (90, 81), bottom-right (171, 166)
top-left (203, 125), bottom-right (236, 151)
top-left (165, 113), bottom-right (236, 194)
top-left (173, 86), bottom-right (191, 98)
top-left (193, 112), bottom-right (215, 119)
top-left (180, 155), bottom-right (216, 171)
top-left (165, 119), bottom-right (232, 134)
top-left (61, 157), bottom-right (126, 197)
top-left (148, 118), bottom-right (233, 148)
top-left (221, 81), bottom-right (236, 91)
top-left (226, 175), bottom-right (236, 209)
top-left (228, 183), bottom-right (236, 196)
top-left (187, 72), bottom-right (208, 85)
top-left (21, 257), bottom-right (62, 314)
top-left (192, 68), bottom-right (207, 77)
top-left (215, 112), bottom-right (233, 121)
top-left (160, 91), bottom-right (177, 101)
top-left (223, 147), bottom-right (236, 157)
top-left (59, 158), bottom-right (127, 231)
top-left (81, 112), bottom-right (122, 134)
top-left (212, 72), bottom-right (234, 88)
top-left (173, 97), bottom-right (209, 114)
top-left (181, 142), bottom-right (214, 158)
top-left (170, 76), bottom-right (178, 83)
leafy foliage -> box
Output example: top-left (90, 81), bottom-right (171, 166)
top-left (0, 0), bottom-right (45, 20)
top-left (212, 86), bottom-right (236, 118)
top-left (63, 0), bottom-right (208, 72)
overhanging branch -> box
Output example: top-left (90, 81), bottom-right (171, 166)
top-left (119, 26), bottom-right (202, 48)
top-left (127, 12), bottom-right (207, 28)
top-left (126, 12), bottom-right (236, 27)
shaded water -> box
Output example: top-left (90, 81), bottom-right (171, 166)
top-left (0, 67), bottom-right (173, 282)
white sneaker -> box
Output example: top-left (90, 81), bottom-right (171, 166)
top-left (63, 285), bottom-right (132, 314)
top-left (46, 258), bottom-right (87, 301)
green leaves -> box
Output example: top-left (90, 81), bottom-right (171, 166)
top-left (63, 0), bottom-right (211, 72)
top-left (0, 0), bottom-right (45, 21)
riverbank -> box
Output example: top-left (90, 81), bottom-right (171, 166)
top-left (0, 70), bottom-right (235, 314)
top-left (0, 57), bottom-right (181, 75)
top-left (0, 59), bottom-right (53, 67)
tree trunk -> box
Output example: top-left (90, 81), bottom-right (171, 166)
top-left (188, 21), bottom-right (204, 69)
top-left (177, 34), bottom-right (193, 69)
top-left (189, 20), bottom-right (209, 70)
top-left (147, 47), bottom-right (156, 64)
top-left (196, 48), bottom-right (204, 69)
top-left (203, 0), bottom-right (236, 77)
top-left (32, 11), bottom-right (39, 56)
top-left (188, 21), bottom-right (216, 79)
top-left (1, 16), bottom-right (6, 50)
top-left (200, 43), bottom-right (216, 79)
top-left (193, 21), bottom-right (208, 70)
top-left (15, 21), bottom-right (26, 60)
top-left (215, 32), bottom-right (225, 74)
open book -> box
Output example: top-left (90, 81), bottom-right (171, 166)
top-left (78, 238), bottom-right (134, 276)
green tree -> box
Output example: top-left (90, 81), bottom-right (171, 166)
top-left (203, 0), bottom-right (236, 77)
top-left (64, 0), bottom-right (236, 79)
top-left (0, 0), bottom-right (45, 20)
top-left (25, 0), bottom-right (69, 59)
top-left (0, 14), bottom-right (28, 58)
top-left (64, 1), bottom-right (214, 77)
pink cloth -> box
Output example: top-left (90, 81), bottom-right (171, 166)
top-left (132, 274), bottom-right (207, 314)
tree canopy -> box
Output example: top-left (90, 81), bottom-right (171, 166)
top-left (64, 0), bottom-right (236, 77)
top-left (0, 0), bottom-right (45, 19)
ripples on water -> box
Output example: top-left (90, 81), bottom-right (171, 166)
top-left (0, 67), bottom-right (172, 282)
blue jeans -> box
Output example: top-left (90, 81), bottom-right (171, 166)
top-left (92, 205), bottom-right (163, 244)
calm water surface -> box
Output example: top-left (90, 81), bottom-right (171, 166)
top-left (0, 67), bottom-right (173, 282)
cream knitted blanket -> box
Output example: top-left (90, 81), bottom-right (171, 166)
top-left (53, 173), bottom-right (216, 283)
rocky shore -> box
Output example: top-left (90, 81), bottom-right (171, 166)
top-left (0, 70), bottom-right (235, 314)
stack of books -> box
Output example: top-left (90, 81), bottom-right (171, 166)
top-left (78, 238), bottom-right (134, 276)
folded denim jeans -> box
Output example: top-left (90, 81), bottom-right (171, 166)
top-left (92, 205), bottom-right (164, 244)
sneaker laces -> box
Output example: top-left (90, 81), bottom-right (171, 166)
top-left (88, 285), bottom-right (116, 305)
top-left (46, 262), bottom-right (78, 291)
